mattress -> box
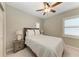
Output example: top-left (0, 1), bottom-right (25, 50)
top-left (25, 34), bottom-right (64, 57)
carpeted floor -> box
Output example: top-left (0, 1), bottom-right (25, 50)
top-left (63, 45), bottom-right (79, 57)
top-left (7, 48), bottom-right (35, 57)
top-left (7, 45), bottom-right (79, 57)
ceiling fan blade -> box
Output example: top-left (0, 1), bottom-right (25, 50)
top-left (50, 9), bottom-right (56, 13)
top-left (43, 2), bottom-right (50, 8)
top-left (36, 9), bottom-right (44, 11)
top-left (51, 2), bottom-right (63, 7)
top-left (43, 12), bottom-right (46, 15)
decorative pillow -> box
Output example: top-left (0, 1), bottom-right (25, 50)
top-left (35, 30), bottom-right (40, 35)
top-left (26, 30), bottom-right (35, 38)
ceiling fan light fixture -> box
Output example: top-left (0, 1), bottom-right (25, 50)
top-left (44, 9), bottom-right (50, 12)
top-left (36, 2), bottom-right (63, 15)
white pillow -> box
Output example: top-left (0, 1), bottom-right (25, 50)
top-left (26, 30), bottom-right (34, 38)
top-left (35, 30), bottom-right (40, 35)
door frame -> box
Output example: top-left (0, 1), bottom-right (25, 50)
top-left (0, 2), bottom-right (6, 56)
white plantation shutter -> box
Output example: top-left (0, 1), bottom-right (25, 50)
top-left (64, 17), bottom-right (79, 37)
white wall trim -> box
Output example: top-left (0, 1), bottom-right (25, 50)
top-left (63, 35), bottom-right (79, 39)
top-left (3, 3), bottom-right (6, 56)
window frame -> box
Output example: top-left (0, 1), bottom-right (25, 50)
top-left (63, 15), bottom-right (79, 39)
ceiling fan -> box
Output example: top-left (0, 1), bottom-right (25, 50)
top-left (36, 2), bottom-right (63, 15)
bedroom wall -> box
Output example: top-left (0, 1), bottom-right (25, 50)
top-left (6, 4), bottom-right (43, 52)
top-left (44, 7), bottom-right (79, 48)
top-left (43, 15), bottom-right (62, 37)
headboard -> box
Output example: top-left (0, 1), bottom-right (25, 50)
top-left (23, 28), bottom-right (39, 41)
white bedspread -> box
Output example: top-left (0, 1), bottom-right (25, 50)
top-left (25, 35), bottom-right (64, 57)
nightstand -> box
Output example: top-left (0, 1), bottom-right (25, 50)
top-left (13, 40), bottom-right (25, 52)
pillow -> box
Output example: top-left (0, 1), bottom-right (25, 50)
top-left (35, 30), bottom-right (40, 35)
top-left (26, 30), bottom-right (34, 38)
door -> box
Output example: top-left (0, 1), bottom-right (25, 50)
top-left (0, 3), bottom-right (4, 56)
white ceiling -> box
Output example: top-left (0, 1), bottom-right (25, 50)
top-left (6, 2), bottom-right (79, 19)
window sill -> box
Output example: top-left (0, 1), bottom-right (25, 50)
top-left (63, 35), bottom-right (79, 39)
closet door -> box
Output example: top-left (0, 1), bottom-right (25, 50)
top-left (0, 3), bottom-right (4, 56)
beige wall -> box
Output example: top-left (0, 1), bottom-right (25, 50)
top-left (6, 5), bottom-right (43, 51)
top-left (44, 7), bottom-right (79, 48)
top-left (44, 15), bottom-right (62, 37)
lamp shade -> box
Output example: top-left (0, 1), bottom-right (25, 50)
top-left (16, 29), bottom-right (23, 40)
top-left (16, 29), bottom-right (23, 35)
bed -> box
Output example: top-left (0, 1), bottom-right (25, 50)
top-left (23, 28), bottom-right (64, 57)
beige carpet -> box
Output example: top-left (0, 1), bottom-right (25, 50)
top-left (7, 45), bottom-right (79, 57)
top-left (63, 45), bottom-right (79, 57)
top-left (7, 48), bottom-right (35, 57)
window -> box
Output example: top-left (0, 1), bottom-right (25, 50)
top-left (64, 16), bottom-right (79, 38)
